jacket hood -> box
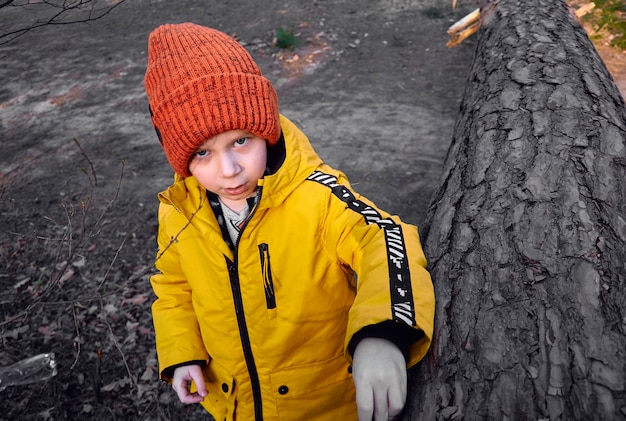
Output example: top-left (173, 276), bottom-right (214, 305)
top-left (158, 115), bottom-right (323, 221)
top-left (257, 115), bottom-right (323, 210)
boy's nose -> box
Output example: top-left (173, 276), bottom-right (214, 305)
top-left (220, 152), bottom-right (241, 177)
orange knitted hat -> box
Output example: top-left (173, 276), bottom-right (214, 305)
top-left (144, 23), bottom-right (280, 177)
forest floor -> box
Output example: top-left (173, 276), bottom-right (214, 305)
top-left (0, 0), bottom-right (623, 419)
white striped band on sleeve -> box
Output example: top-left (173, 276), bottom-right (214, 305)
top-left (307, 170), bottom-right (416, 326)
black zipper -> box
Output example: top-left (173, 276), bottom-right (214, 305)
top-left (226, 258), bottom-right (263, 420)
top-left (226, 190), bottom-right (264, 420)
top-left (258, 243), bottom-right (276, 309)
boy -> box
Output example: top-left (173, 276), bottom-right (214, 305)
top-left (145, 22), bottom-right (435, 420)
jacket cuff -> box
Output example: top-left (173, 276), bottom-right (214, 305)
top-left (348, 320), bottom-right (425, 362)
top-left (161, 360), bottom-right (207, 382)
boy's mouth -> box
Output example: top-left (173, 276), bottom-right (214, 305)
top-left (224, 184), bottom-right (247, 196)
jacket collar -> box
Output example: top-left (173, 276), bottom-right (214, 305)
top-left (257, 115), bottom-right (322, 210)
top-left (158, 115), bottom-right (323, 228)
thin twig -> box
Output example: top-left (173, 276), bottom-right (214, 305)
top-left (155, 188), bottom-right (206, 262)
top-left (88, 159), bottom-right (124, 240)
top-left (73, 138), bottom-right (97, 187)
top-left (70, 303), bottom-right (81, 370)
top-left (99, 297), bottom-right (135, 388)
top-left (0, 0), bottom-right (127, 45)
top-left (0, 159), bottom-right (125, 328)
top-left (62, 202), bottom-right (74, 258)
top-left (97, 235), bottom-right (127, 291)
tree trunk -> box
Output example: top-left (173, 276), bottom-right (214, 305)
top-left (404, 0), bottom-right (626, 419)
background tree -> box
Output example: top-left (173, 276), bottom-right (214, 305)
top-left (0, 0), bottom-right (124, 44)
top-left (404, 0), bottom-right (626, 419)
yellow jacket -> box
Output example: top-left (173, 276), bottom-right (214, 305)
top-left (150, 115), bottom-right (435, 420)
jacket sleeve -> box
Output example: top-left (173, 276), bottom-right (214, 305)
top-left (318, 168), bottom-right (435, 368)
top-left (150, 203), bottom-right (209, 382)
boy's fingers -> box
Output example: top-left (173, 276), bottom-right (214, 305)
top-left (194, 376), bottom-right (207, 398)
top-left (387, 380), bottom-right (406, 417)
top-left (356, 386), bottom-right (374, 421)
top-left (170, 365), bottom-right (207, 404)
top-left (174, 386), bottom-right (204, 404)
top-left (172, 379), bottom-right (191, 402)
top-left (373, 389), bottom-right (389, 421)
top-left (190, 369), bottom-right (208, 397)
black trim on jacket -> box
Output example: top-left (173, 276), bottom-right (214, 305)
top-left (306, 170), bottom-right (424, 359)
top-left (347, 321), bottom-right (424, 362)
top-left (266, 132), bottom-right (286, 176)
top-left (161, 360), bottom-right (207, 382)
top-left (306, 170), bottom-right (417, 327)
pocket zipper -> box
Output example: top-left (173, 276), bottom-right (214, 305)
top-left (258, 243), bottom-right (276, 309)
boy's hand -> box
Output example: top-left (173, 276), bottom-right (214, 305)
top-left (172, 364), bottom-right (208, 404)
top-left (352, 337), bottom-right (407, 421)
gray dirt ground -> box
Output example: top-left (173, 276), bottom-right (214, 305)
top-left (1, 0), bottom-right (625, 419)
top-left (0, 1), bottom-right (477, 417)
top-left (0, 0), bottom-right (476, 232)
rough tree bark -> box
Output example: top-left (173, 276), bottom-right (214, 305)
top-left (403, 0), bottom-right (626, 420)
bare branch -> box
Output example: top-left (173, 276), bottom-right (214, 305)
top-left (96, 234), bottom-right (126, 291)
top-left (0, 151), bottom-right (125, 328)
top-left (74, 138), bottom-right (97, 187)
top-left (70, 303), bottom-right (81, 370)
top-left (0, 0), bottom-right (126, 45)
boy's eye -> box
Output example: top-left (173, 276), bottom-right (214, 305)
top-left (196, 150), bottom-right (209, 157)
top-left (234, 137), bottom-right (248, 146)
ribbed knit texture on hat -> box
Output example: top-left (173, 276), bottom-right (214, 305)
top-left (144, 23), bottom-right (280, 177)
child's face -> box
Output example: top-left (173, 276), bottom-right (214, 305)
top-left (189, 130), bottom-right (267, 209)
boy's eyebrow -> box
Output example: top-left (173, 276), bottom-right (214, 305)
top-left (195, 131), bottom-right (256, 151)
top-left (196, 137), bottom-right (216, 150)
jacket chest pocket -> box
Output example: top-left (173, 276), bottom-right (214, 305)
top-left (255, 242), bottom-right (355, 324)
top-left (258, 243), bottom-right (277, 315)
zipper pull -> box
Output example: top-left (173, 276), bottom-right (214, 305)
top-left (258, 243), bottom-right (276, 310)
